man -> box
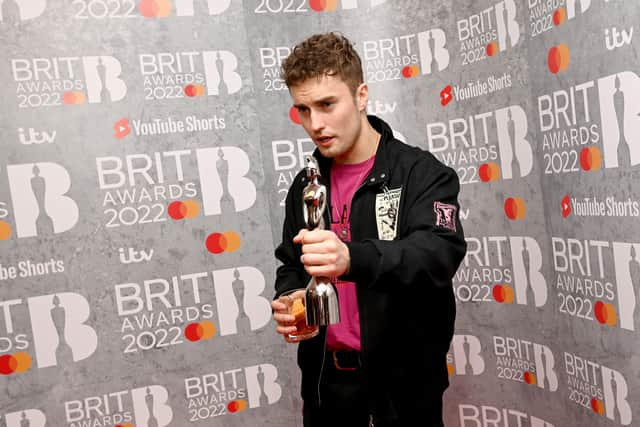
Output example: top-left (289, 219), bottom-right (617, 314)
top-left (272, 33), bottom-right (467, 427)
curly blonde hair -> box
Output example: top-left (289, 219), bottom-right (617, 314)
top-left (282, 32), bottom-right (363, 94)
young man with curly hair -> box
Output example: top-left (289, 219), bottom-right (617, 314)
top-left (271, 32), bottom-right (467, 427)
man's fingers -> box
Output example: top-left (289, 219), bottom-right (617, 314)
top-left (273, 312), bottom-right (296, 325)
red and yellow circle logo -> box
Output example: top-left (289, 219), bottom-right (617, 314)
top-left (401, 65), bottom-right (420, 78)
top-left (184, 320), bottom-right (216, 342)
top-left (0, 352), bottom-right (32, 375)
top-left (591, 398), bottom-right (605, 416)
top-left (206, 231), bottom-right (241, 254)
top-left (479, 163), bottom-right (500, 182)
top-left (139, 0), bottom-right (172, 18)
top-left (486, 41), bottom-right (499, 57)
top-left (553, 7), bottom-right (567, 26)
top-left (0, 220), bottom-right (11, 240)
top-left (579, 147), bottom-right (602, 171)
top-left (63, 91), bottom-right (86, 105)
top-left (504, 197), bottom-right (526, 220)
top-left (184, 84), bottom-right (206, 97)
top-left (168, 200), bottom-right (201, 220)
top-left (594, 301), bottom-right (617, 326)
top-left (524, 371), bottom-right (537, 385)
top-left (548, 44), bottom-right (570, 74)
top-left (492, 284), bottom-right (514, 304)
top-left (309, 0), bottom-right (338, 12)
top-left (227, 399), bottom-right (248, 413)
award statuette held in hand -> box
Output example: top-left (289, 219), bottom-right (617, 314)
top-left (302, 156), bottom-right (340, 326)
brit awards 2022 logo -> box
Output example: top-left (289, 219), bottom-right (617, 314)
top-left (552, 237), bottom-right (640, 331)
top-left (528, 0), bottom-right (593, 38)
top-left (362, 29), bottom-right (450, 83)
top-left (183, 363), bottom-right (282, 422)
top-left (72, 0), bottom-right (232, 19)
top-left (0, 0), bottom-right (233, 21)
top-left (427, 105), bottom-right (533, 185)
top-left (492, 336), bottom-right (558, 391)
top-left (3, 409), bottom-right (47, 427)
top-left (459, 403), bottom-right (555, 427)
top-left (563, 352), bottom-right (632, 425)
top-left (457, 0), bottom-right (520, 66)
top-left (253, 0), bottom-right (388, 14)
top-left (95, 146), bottom-right (257, 230)
top-left (138, 51), bottom-right (242, 101)
top-left (113, 266), bottom-right (271, 354)
top-left (10, 55), bottom-right (126, 108)
top-left (64, 384), bottom-right (173, 427)
top-left (538, 71), bottom-right (640, 174)
top-left (0, 292), bottom-right (98, 375)
top-left (454, 236), bottom-right (547, 307)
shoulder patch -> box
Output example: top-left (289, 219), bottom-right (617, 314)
top-left (434, 201), bottom-right (457, 231)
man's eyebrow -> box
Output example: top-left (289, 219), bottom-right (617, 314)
top-left (293, 96), bottom-right (337, 109)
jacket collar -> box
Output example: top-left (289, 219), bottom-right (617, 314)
top-left (313, 115), bottom-right (393, 186)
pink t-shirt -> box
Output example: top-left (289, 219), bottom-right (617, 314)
top-left (326, 156), bottom-right (375, 351)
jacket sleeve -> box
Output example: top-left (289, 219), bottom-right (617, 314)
top-left (342, 159), bottom-right (466, 290)
top-left (273, 176), bottom-right (311, 299)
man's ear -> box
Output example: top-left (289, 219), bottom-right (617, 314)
top-left (356, 83), bottom-right (368, 112)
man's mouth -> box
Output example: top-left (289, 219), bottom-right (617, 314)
top-left (316, 136), bottom-right (335, 146)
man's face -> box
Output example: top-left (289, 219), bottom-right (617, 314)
top-left (291, 75), bottom-right (367, 164)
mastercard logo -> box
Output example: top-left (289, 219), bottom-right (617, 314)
top-left (184, 84), bottom-right (206, 97)
top-left (447, 363), bottom-right (455, 376)
top-left (227, 399), bottom-right (248, 413)
top-left (401, 65), bottom-right (420, 78)
top-left (479, 162), bottom-right (500, 182)
top-left (0, 220), bottom-right (12, 240)
top-left (168, 200), bottom-right (200, 220)
top-left (184, 320), bottom-right (216, 342)
top-left (548, 44), bottom-right (570, 74)
top-left (63, 91), bottom-right (86, 105)
top-left (523, 371), bottom-right (537, 385)
top-left (486, 41), bottom-right (499, 57)
top-left (115, 424), bottom-right (134, 427)
top-left (594, 301), bottom-right (617, 326)
top-left (309, 0), bottom-right (338, 11)
top-left (591, 398), bottom-right (605, 416)
top-left (579, 147), bottom-right (602, 171)
top-left (139, 0), bottom-right (171, 18)
top-left (206, 231), bottom-right (241, 254)
top-left (289, 106), bottom-right (301, 124)
top-left (492, 284), bottom-right (514, 304)
top-left (504, 197), bottom-right (526, 220)
top-left (0, 352), bottom-right (32, 375)
top-left (553, 7), bottom-right (566, 26)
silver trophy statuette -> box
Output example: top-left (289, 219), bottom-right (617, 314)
top-left (302, 156), bottom-right (340, 326)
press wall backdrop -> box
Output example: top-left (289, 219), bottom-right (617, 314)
top-left (0, 0), bottom-right (639, 426)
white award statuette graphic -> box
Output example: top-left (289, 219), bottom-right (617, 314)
top-left (27, 293), bottom-right (98, 368)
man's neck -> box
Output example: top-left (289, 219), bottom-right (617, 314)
top-left (336, 116), bottom-right (380, 165)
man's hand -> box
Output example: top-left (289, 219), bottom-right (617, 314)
top-left (272, 290), bottom-right (304, 344)
top-left (293, 229), bottom-right (351, 277)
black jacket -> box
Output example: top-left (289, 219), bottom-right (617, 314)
top-left (274, 116), bottom-right (467, 423)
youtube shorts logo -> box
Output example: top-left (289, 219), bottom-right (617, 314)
top-left (441, 85), bottom-right (453, 106)
top-left (114, 118), bottom-right (130, 139)
top-left (562, 194), bottom-right (571, 218)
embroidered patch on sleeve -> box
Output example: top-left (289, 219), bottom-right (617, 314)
top-left (434, 201), bottom-right (457, 231)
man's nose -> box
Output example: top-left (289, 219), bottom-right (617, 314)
top-left (309, 110), bottom-right (324, 132)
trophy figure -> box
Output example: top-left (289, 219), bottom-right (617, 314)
top-left (302, 156), bottom-right (340, 326)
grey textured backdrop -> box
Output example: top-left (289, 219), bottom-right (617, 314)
top-left (0, 0), bottom-right (638, 426)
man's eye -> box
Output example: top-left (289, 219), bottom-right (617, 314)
top-left (323, 102), bottom-right (332, 108)
top-left (296, 107), bottom-right (309, 113)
